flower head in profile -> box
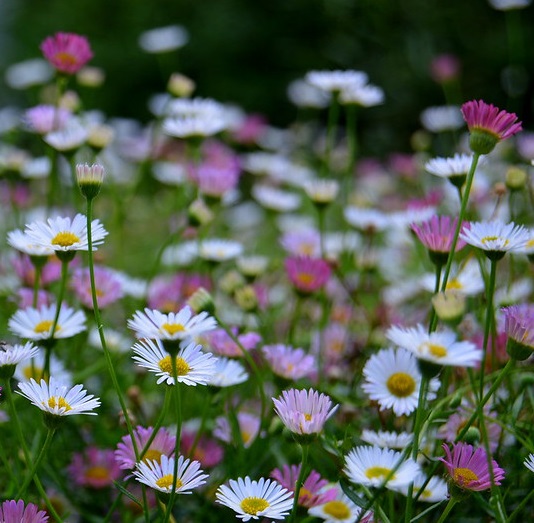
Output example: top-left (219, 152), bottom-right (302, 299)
top-left (502, 303), bottom-right (534, 360)
top-left (285, 256), bottom-right (331, 295)
top-left (273, 388), bottom-right (338, 437)
top-left (41, 32), bottom-right (93, 74)
top-left (17, 376), bottom-right (100, 417)
top-left (262, 344), bottom-right (316, 380)
top-left (208, 357), bottom-right (249, 387)
top-left (424, 153), bottom-right (474, 189)
top-left (216, 476), bottom-right (294, 521)
top-left (132, 338), bottom-right (216, 386)
top-left (68, 446), bottom-right (121, 489)
top-left (524, 453), bottom-right (534, 473)
top-left (133, 454), bottom-right (207, 494)
top-left (0, 341), bottom-right (40, 378)
top-left (344, 445), bottom-right (421, 489)
top-left (440, 442), bottom-right (505, 491)
top-left (270, 464), bottom-right (337, 508)
top-left (115, 425), bottom-right (176, 470)
top-left (461, 99), bottom-right (522, 154)
top-left (0, 500), bottom-right (48, 523)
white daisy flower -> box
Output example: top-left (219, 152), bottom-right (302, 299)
top-left (7, 228), bottom-right (54, 256)
top-left (198, 239), bottom-right (244, 262)
top-left (216, 476), bottom-right (294, 521)
top-left (308, 489), bottom-right (370, 522)
top-left (133, 454), bottom-right (207, 494)
top-left (304, 179), bottom-right (340, 205)
top-left (287, 79), bottom-right (331, 109)
top-left (252, 184), bottom-right (301, 212)
top-left (43, 119), bottom-right (88, 152)
top-left (420, 259), bottom-right (485, 296)
top-left (393, 472), bottom-right (448, 502)
top-left (362, 347), bottom-right (440, 416)
top-left (17, 376), bottom-right (100, 416)
top-left (344, 445), bottom-right (421, 489)
top-left (524, 453), bottom-right (534, 473)
top-left (420, 105), bottom-right (464, 133)
top-left (386, 324), bottom-right (483, 367)
top-left (305, 70), bottom-right (369, 93)
top-left (8, 304), bottom-right (86, 341)
top-left (424, 153), bottom-right (474, 179)
top-left (360, 429), bottom-right (414, 449)
top-left (14, 351), bottom-right (72, 386)
top-left (127, 305), bottom-right (217, 342)
top-left (162, 240), bottom-right (199, 267)
top-left (489, 0), bottom-right (531, 11)
top-left (0, 341), bottom-right (40, 368)
top-left (209, 357), bottom-right (249, 387)
top-left (516, 227), bottom-right (534, 255)
top-left (460, 220), bottom-right (530, 258)
top-left (24, 214), bottom-right (108, 254)
top-left (339, 83), bottom-right (385, 107)
top-left (132, 338), bottom-right (216, 386)
top-left (344, 206), bottom-right (390, 232)
top-left (138, 24), bottom-right (189, 53)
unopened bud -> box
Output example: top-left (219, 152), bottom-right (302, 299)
top-left (432, 291), bottom-right (466, 324)
top-left (168, 73), bottom-right (196, 98)
top-left (505, 166), bottom-right (527, 191)
top-left (187, 287), bottom-right (215, 315)
top-left (236, 256), bottom-right (269, 280)
top-left (219, 270), bottom-right (246, 294)
top-left (87, 124), bottom-right (115, 151)
top-left (76, 66), bottom-right (106, 87)
top-left (234, 285), bottom-right (258, 312)
top-left (448, 391), bottom-right (463, 409)
top-left (188, 198), bottom-right (214, 227)
top-left (76, 163), bottom-right (104, 200)
top-left (462, 426), bottom-right (481, 445)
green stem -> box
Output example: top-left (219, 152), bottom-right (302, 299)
top-left (16, 427), bottom-right (56, 498)
top-left (289, 444), bottom-right (309, 523)
top-left (435, 498), bottom-right (458, 523)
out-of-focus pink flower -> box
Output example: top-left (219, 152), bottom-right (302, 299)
top-left (24, 105), bottom-right (72, 135)
top-left (430, 54), bottom-right (461, 83)
top-left (202, 327), bottom-right (261, 357)
top-left (231, 113), bottom-right (268, 145)
top-left (13, 254), bottom-right (62, 287)
top-left (0, 500), bottom-right (48, 523)
top-left (285, 256), bottom-right (331, 294)
top-left (71, 266), bottom-right (124, 309)
top-left (68, 446), bottom-right (121, 489)
top-left (40, 32), bottom-right (93, 74)
top-left (148, 272), bottom-right (211, 312)
top-left (180, 425), bottom-right (224, 468)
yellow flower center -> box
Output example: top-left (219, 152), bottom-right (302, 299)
top-left (386, 372), bottom-right (416, 397)
top-left (161, 323), bottom-right (186, 336)
top-left (296, 273), bottom-right (315, 286)
top-left (304, 413), bottom-right (312, 421)
top-left (481, 236), bottom-right (508, 247)
top-left (24, 366), bottom-right (47, 381)
top-left (46, 396), bottom-right (72, 412)
top-left (54, 52), bottom-right (79, 67)
top-left (298, 487), bottom-right (312, 501)
top-left (323, 500), bottom-right (351, 519)
top-left (142, 449), bottom-right (163, 464)
top-left (85, 466), bottom-right (110, 482)
top-left (240, 497), bottom-right (269, 515)
top-left (158, 356), bottom-right (190, 376)
top-left (446, 279), bottom-right (463, 290)
top-left (453, 467), bottom-right (478, 486)
top-left (365, 466), bottom-right (395, 481)
top-left (51, 231), bottom-right (80, 247)
top-left (241, 431), bottom-right (251, 445)
top-left (424, 342), bottom-right (448, 358)
top-left (34, 320), bottom-right (59, 334)
top-left (421, 488), bottom-right (432, 499)
top-left (156, 474), bottom-right (183, 490)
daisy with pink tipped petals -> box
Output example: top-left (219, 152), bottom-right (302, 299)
top-left (41, 32), bottom-right (93, 74)
top-left (262, 344), bottom-right (316, 380)
top-left (273, 388), bottom-right (338, 436)
top-left (133, 454), bottom-right (207, 494)
top-left (127, 305), bottom-right (217, 342)
top-left (502, 303), bottom-right (534, 360)
top-left (0, 500), bottom-right (48, 523)
top-left (270, 464), bottom-right (337, 508)
top-left (440, 442), bottom-right (505, 491)
top-left (461, 99), bottom-right (522, 154)
top-left (285, 256), bottom-right (331, 294)
top-left (216, 476), bottom-right (294, 521)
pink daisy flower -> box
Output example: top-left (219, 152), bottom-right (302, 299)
top-left (70, 266), bottom-right (124, 309)
top-left (270, 464), bottom-right (337, 508)
top-left (273, 388), bottom-right (338, 436)
top-left (411, 215), bottom-right (469, 266)
top-left (115, 425), bottom-right (176, 470)
top-left (68, 446), bottom-right (122, 489)
top-left (214, 411), bottom-right (261, 448)
top-left (262, 344), bottom-right (316, 380)
top-left (440, 442), bottom-right (505, 491)
top-left (148, 273), bottom-right (211, 313)
top-left (502, 303), bottom-right (534, 360)
top-left (180, 424), bottom-right (224, 468)
top-left (461, 100), bottom-right (522, 154)
top-left (0, 500), bottom-right (48, 523)
top-left (202, 327), bottom-right (261, 358)
top-left (24, 105), bottom-right (72, 134)
top-left (285, 256), bottom-right (331, 295)
top-left (40, 32), bottom-right (93, 74)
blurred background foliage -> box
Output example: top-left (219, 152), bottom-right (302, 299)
top-left (1, 0), bottom-right (534, 154)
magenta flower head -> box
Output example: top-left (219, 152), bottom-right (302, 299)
top-left (273, 388), bottom-right (338, 442)
top-left (68, 446), bottom-right (122, 489)
top-left (411, 215), bottom-right (469, 266)
top-left (0, 500), bottom-right (48, 523)
top-left (270, 464), bottom-right (337, 508)
top-left (40, 32), bottom-right (93, 74)
top-left (285, 256), bottom-right (331, 295)
top-left (502, 303), bottom-right (534, 360)
top-left (440, 442), bottom-right (505, 493)
top-left (461, 100), bottom-right (522, 155)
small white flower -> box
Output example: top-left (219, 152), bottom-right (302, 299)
top-left (460, 220), bottom-right (530, 255)
top-left (305, 70), bottom-right (369, 93)
top-left (421, 259), bottom-right (485, 296)
top-left (43, 119), bottom-right (88, 152)
top-left (133, 454), bottom-right (207, 494)
top-left (339, 83), bottom-right (385, 107)
top-left (308, 489), bottom-right (370, 522)
top-left (216, 476), bottom-right (294, 521)
top-left (132, 338), bottom-right (216, 386)
top-left (420, 105), bottom-right (464, 133)
top-left (199, 239), bottom-right (244, 262)
top-left (287, 79), bottom-right (331, 109)
top-left (524, 453), bottom-right (534, 473)
top-left (344, 206), bottom-right (390, 232)
top-left (138, 25), bottom-right (189, 53)
top-left (386, 324), bottom-right (483, 367)
top-left (424, 153), bottom-right (474, 178)
top-left (304, 179), bottom-right (340, 204)
top-left (488, 0), bottom-right (531, 11)
top-left (344, 445), bottom-right (421, 489)
top-left (360, 429), bottom-right (414, 449)
top-left (252, 184), bottom-right (301, 212)
top-left (127, 305), bottom-right (217, 342)
top-left (393, 472), bottom-right (448, 502)
top-left (208, 357), bottom-right (249, 387)
top-left (7, 228), bottom-right (54, 256)
top-left (9, 304), bottom-right (86, 341)
top-left (362, 347), bottom-right (440, 416)
top-left (24, 214), bottom-right (108, 253)
top-left (17, 376), bottom-right (100, 416)
top-left (0, 341), bottom-right (40, 368)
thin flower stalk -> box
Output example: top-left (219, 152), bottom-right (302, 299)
top-left (289, 443), bottom-right (309, 523)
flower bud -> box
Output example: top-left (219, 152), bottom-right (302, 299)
top-left (505, 166), bottom-right (527, 191)
top-left (76, 163), bottom-right (104, 200)
top-left (462, 426), bottom-right (481, 445)
top-left (432, 291), bottom-right (466, 324)
top-left (188, 198), bottom-right (214, 227)
top-left (234, 285), bottom-right (258, 312)
top-left (168, 73), bottom-right (195, 98)
top-left (187, 287), bottom-right (215, 315)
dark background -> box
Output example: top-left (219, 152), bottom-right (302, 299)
top-left (1, 0), bottom-right (533, 154)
